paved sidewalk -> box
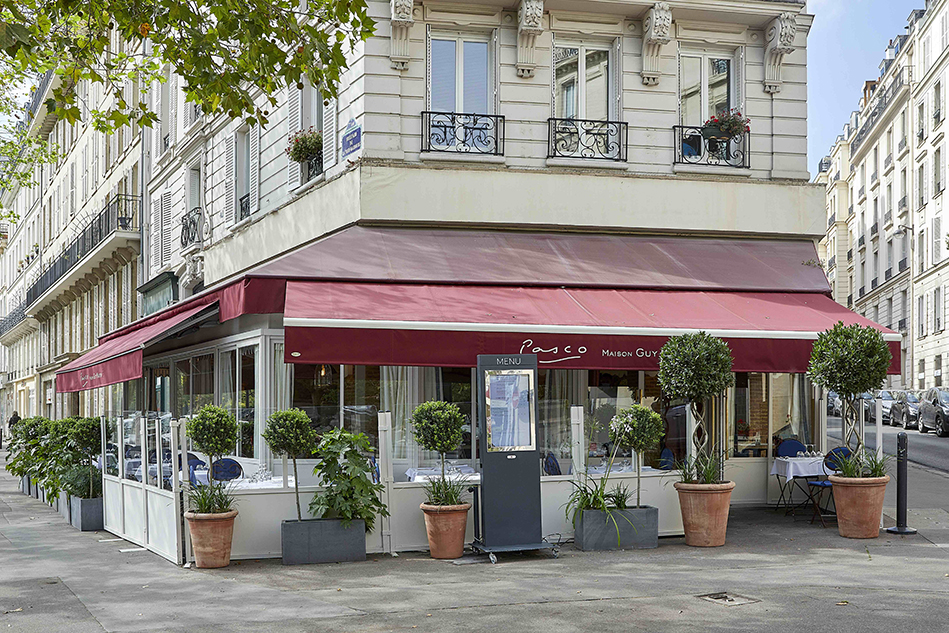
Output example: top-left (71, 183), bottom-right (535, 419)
top-left (2, 451), bottom-right (948, 633)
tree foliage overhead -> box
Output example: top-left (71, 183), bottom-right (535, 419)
top-left (657, 332), bottom-right (735, 404)
top-left (807, 321), bottom-right (891, 399)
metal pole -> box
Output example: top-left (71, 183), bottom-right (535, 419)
top-left (875, 398), bottom-right (883, 460)
top-left (886, 432), bottom-right (917, 535)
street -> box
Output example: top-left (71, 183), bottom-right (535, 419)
top-left (828, 415), bottom-right (949, 472)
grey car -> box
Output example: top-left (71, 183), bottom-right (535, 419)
top-left (917, 388), bottom-right (949, 437)
top-left (889, 390), bottom-right (921, 429)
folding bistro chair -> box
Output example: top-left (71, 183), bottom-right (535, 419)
top-left (774, 439), bottom-right (808, 512)
top-left (808, 447), bottom-right (852, 528)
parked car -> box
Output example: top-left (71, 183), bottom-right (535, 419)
top-left (857, 392), bottom-right (877, 424)
top-left (916, 388), bottom-right (949, 437)
top-left (826, 391), bottom-right (842, 417)
top-left (877, 390), bottom-right (896, 424)
top-left (890, 389), bottom-right (921, 429)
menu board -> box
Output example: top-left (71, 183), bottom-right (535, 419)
top-left (485, 370), bottom-right (535, 452)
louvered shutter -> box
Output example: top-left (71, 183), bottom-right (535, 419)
top-left (734, 46), bottom-right (745, 114)
top-left (493, 28), bottom-right (500, 114)
top-left (427, 24), bottom-right (433, 110)
top-left (122, 264), bottom-right (131, 326)
top-left (288, 87), bottom-right (303, 190)
top-left (249, 124), bottom-right (260, 213)
top-left (322, 97), bottom-right (337, 170)
top-left (169, 74), bottom-right (178, 147)
top-left (152, 80), bottom-right (162, 155)
top-left (183, 94), bottom-right (193, 129)
top-left (70, 164), bottom-right (76, 216)
top-left (189, 166), bottom-right (201, 210)
top-left (225, 133), bottom-right (235, 224)
top-left (936, 216), bottom-right (942, 262)
top-left (613, 36), bottom-right (622, 120)
top-left (150, 198), bottom-right (162, 271)
top-left (160, 191), bottom-right (172, 264)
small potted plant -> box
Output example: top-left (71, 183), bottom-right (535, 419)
top-left (702, 109), bottom-right (752, 140)
top-left (567, 404), bottom-right (665, 550)
top-left (807, 322), bottom-right (892, 538)
top-left (658, 332), bottom-right (736, 547)
top-left (411, 401), bottom-right (470, 559)
top-left (65, 417), bottom-right (104, 531)
top-left (286, 126), bottom-right (323, 178)
top-left (185, 405), bottom-right (239, 568)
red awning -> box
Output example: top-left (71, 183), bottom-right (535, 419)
top-left (56, 303), bottom-right (216, 392)
top-left (283, 282), bottom-right (902, 374)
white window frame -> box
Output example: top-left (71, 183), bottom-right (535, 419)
top-left (552, 40), bottom-right (615, 121)
top-left (428, 30), bottom-right (495, 114)
top-left (678, 47), bottom-right (738, 126)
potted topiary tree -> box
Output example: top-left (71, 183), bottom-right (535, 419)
top-left (65, 417), bottom-right (104, 531)
top-left (185, 405), bottom-right (239, 568)
top-left (658, 331), bottom-right (736, 547)
top-left (305, 427), bottom-right (388, 564)
top-left (411, 401), bottom-right (470, 559)
top-left (807, 322), bottom-right (892, 538)
top-left (567, 404), bottom-right (665, 550)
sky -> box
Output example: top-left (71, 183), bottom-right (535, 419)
top-left (808, 0), bottom-right (922, 176)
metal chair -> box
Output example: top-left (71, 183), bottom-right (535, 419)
top-left (659, 448), bottom-right (675, 470)
top-left (807, 447), bottom-right (853, 527)
top-left (543, 451), bottom-right (562, 476)
top-left (776, 439), bottom-right (807, 457)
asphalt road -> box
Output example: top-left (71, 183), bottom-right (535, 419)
top-left (828, 414), bottom-right (949, 473)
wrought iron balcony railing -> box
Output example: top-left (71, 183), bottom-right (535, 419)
top-left (871, 171), bottom-right (878, 183)
top-left (871, 277), bottom-right (879, 290)
top-left (180, 207), bottom-right (204, 250)
top-left (899, 257), bottom-right (908, 272)
top-left (884, 210), bottom-right (892, 225)
top-left (847, 295), bottom-right (853, 308)
top-left (899, 196), bottom-right (908, 212)
top-left (871, 222), bottom-right (879, 235)
top-left (858, 235), bottom-right (866, 247)
top-left (899, 318), bottom-right (907, 331)
top-left (885, 268), bottom-right (892, 281)
top-left (0, 301), bottom-right (27, 338)
top-left (26, 194), bottom-right (141, 307)
top-left (162, 134), bottom-right (170, 154)
top-left (884, 154), bottom-right (893, 169)
top-left (828, 213), bottom-right (836, 228)
top-left (672, 126), bottom-right (749, 168)
top-left (859, 286), bottom-right (866, 298)
top-left (239, 194), bottom-right (251, 221)
top-left (851, 68), bottom-right (905, 155)
top-left (847, 249), bottom-right (853, 262)
top-left (848, 204), bottom-right (854, 217)
top-left (935, 109), bottom-right (943, 124)
top-left (859, 185), bottom-right (866, 199)
top-left (899, 137), bottom-right (907, 152)
top-left (918, 128), bottom-right (926, 144)
top-left (305, 155), bottom-right (323, 182)
top-left (828, 255), bottom-right (836, 269)
top-left (833, 171), bottom-right (841, 182)
top-left (549, 118), bottom-right (628, 161)
top-left (422, 112), bottom-right (505, 156)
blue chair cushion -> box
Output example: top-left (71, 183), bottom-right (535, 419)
top-left (659, 448), bottom-right (675, 470)
top-left (776, 439), bottom-right (807, 457)
top-left (543, 452), bottom-right (562, 476)
top-left (210, 458), bottom-right (243, 481)
top-left (807, 480), bottom-right (833, 488)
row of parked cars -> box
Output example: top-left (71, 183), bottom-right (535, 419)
top-left (827, 389), bottom-right (949, 437)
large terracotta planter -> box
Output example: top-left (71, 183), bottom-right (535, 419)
top-left (185, 510), bottom-right (238, 568)
top-left (828, 475), bottom-right (890, 538)
top-left (420, 503), bottom-right (470, 559)
top-left (674, 481), bottom-right (736, 547)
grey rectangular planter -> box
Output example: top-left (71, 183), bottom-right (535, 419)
top-left (20, 476), bottom-right (27, 495)
top-left (70, 496), bottom-right (104, 532)
top-left (58, 492), bottom-right (70, 520)
top-left (31, 479), bottom-right (38, 499)
top-left (281, 518), bottom-right (366, 565)
top-left (575, 506), bottom-right (659, 551)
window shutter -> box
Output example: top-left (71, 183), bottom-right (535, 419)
top-left (613, 36), bottom-right (623, 120)
top-left (169, 74), bottom-right (178, 147)
top-left (426, 24), bottom-right (433, 110)
top-left (936, 216), bottom-right (943, 262)
top-left (322, 97), bottom-right (337, 171)
top-left (70, 164), bottom-right (75, 216)
top-left (225, 133), bottom-right (235, 224)
top-left (151, 198), bottom-right (162, 271)
top-left (152, 80), bottom-right (162, 156)
top-left (160, 191), bottom-right (172, 264)
top-left (493, 28), bottom-right (500, 114)
top-left (734, 46), bottom-right (745, 115)
top-left (250, 124), bottom-right (260, 213)
top-left (189, 166), bottom-right (201, 210)
top-left (288, 87), bottom-right (303, 190)
top-left (122, 264), bottom-right (131, 326)
top-left (676, 41), bottom-right (683, 123)
top-left (183, 94), bottom-right (193, 129)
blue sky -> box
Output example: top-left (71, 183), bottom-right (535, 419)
top-left (808, 0), bottom-right (921, 175)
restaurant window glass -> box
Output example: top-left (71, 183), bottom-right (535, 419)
top-left (292, 363), bottom-right (341, 436)
top-left (538, 369), bottom-right (585, 477)
top-left (729, 373), bottom-right (768, 457)
top-left (174, 359), bottom-right (191, 418)
top-left (104, 416), bottom-right (119, 476)
top-left (642, 372), bottom-right (687, 468)
top-left (238, 346), bottom-right (257, 458)
top-left (123, 413), bottom-right (142, 482)
top-left (343, 365), bottom-right (381, 449)
top-left (770, 374), bottom-right (817, 454)
top-left (586, 370), bottom-right (639, 473)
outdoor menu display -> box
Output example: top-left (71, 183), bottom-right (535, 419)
top-left (485, 370), bottom-right (535, 452)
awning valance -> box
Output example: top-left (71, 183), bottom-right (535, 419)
top-left (56, 303), bottom-right (216, 392)
top-left (283, 282), bottom-right (902, 374)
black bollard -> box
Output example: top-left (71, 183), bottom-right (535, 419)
top-left (886, 432), bottom-right (917, 535)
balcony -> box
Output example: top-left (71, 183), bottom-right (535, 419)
top-left (899, 196), bottom-right (908, 213)
top-left (828, 255), bottom-right (836, 269)
top-left (918, 128), bottom-right (926, 145)
top-left (26, 194), bottom-right (141, 309)
top-left (548, 118), bottom-right (627, 162)
top-left (919, 195), bottom-right (927, 210)
top-left (884, 210), bottom-right (892, 225)
top-left (899, 318), bottom-right (907, 331)
top-left (673, 126), bottom-right (751, 168)
top-left (871, 278), bottom-right (879, 290)
top-left (899, 257), bottom-right (908, 272)
top-left (899, 137), bottom-right (907, 152)
top-left (884, 154), bottom-right (893, 170)
top-left (833, 171), bottom-right (841, 182)
top-left (871, 170), bottom-right (878, 183)
top-left (0, 301), bottom-right (27, 338)
top-left (848, 204), bottom-right (854, 217)
top-left (847, 295), bottom-right (854, 308)
top-left (847, 249), bottom-right (853, 262)
top-left (239, 194), bottom-right (251, 222)
top-left (859, 286), bottom-right (866, 298)
top-left (162, 134), bottom-right (170, 154)
top-left (422, 111), bottom-right (505, 156)
top-left (180, 207), bottom-right (204, 250)
top-left (870, 222), bottom-right (879, 236)
top-left (858, 235), bottom-right (866, 248)
top-left (850, 69), bottom-right (906, 155)
top-left (828, 213), bottom-right (836, 228)
top-left (885, 268), bottom-right (892, 281)
top-left (305, 155), bottom-right (323, 182)
top-left (859, 185), bottom-right (866, 199)
top-left (935, 109), bottom-right (943, 125)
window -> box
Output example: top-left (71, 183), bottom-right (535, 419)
top-left (429, 33), bottom-right (494, 151)
top-left (935, 216), bottom-right (943, 262)
top-left (887, 239), bottom-right (893, 271)
top-left (938, 355), bottom-right (944, 387)
top-left (187, 163), bottom-right (202, 212)
top-left (220, 346), bottom-right (257, 459)
top-left (937, 83), bottom-right (944, 122)
top-left (886, 184), bottom-right (893, 216)
top-left (919, 164), bottom-right (927, 208)
top-left (886, 297), bottom-right (893, 327)
top-left (919, 295), bottom-right (927, 338)
top-left (901, 109), bottom-right (907, 144)
top-left (937, 287), bottom-right (944, 332)
top-left (919, 229), bottom-right (927, 272)
top-left (555, 43), bottom-right (611, 121)
top-left (935, 148), bottom-right (943, 193)
top-left (919, 102), bottom-right (927, 140)
top-left (303, 82), bottom-right (322, 131)
top-left (235, 128), bottom-right (250, 219)
top-left (919, 359), bottom-right (926, 390)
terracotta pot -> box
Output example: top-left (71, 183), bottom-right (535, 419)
top-left (674, 481), bottom-right (736, 547)
top-left (420, 503), bottom-right (470, 559)
top-left (828, 475), bottom-right (890, 539)
top-left (185, 510), bottom-right (238, 568)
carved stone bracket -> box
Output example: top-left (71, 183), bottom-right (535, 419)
top-left (641, 2), bottom-right (672, 86)
top-left (179, 252), bottom-right (204, 294)
top-left (517, 0), bottom-right (544, 78)
top-left (764, 12), bottom-right (798, 94)
top-left (390, 0), bottom-right (415, 71)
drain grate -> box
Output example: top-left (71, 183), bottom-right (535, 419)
top-left (697, 592), bottom-right (760, 607)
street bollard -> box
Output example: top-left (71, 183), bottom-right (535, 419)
top-left (886, 432), bottom-right (917, 535)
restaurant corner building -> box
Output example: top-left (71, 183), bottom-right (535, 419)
top-left (2, 0), bottom-right (901, 564)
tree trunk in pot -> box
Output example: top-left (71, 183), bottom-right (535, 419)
top-left (828, 475), bottom-right (889, 538)
top-left (185, 510), bottom-right (239, 568)
top-left (420, 503), bottom-right (470, 559)
top-left (674, 481), bottom-right (735, 547)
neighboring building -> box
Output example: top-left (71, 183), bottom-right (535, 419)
top-left (4, 1), bottom-right (899, 564)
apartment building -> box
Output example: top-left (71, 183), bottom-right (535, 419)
top-left (3, 1), bottom-right (899, 563)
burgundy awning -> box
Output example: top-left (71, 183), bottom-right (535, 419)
top-left (283, 282), bottom-right (901, 374)
top-left (56, 303), bottom-right (216, 392)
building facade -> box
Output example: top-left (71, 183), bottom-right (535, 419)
top-left (4, 0), bottom-right (893, 564)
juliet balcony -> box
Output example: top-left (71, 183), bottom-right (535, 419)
top-left (673, 126), bottom-right (749, 169)
top-left (549, 118), bottom-right (627, 162)
top-left (26, 194), bottom-right (141, 312)
top-left (422, 111), bottom-right (505, 157)
top-left (180, 207), bottom-right (205, 251)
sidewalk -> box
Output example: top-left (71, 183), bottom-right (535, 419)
top-left (2, 452), bottom-right (948, 633)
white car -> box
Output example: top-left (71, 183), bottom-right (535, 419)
top-left (876, 390), bottom-right (896, 424)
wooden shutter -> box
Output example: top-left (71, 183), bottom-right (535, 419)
top-left (288, 87), bottom-right (303, 190)
top-left (160, 191), bottom-right (172, 264)
top-left (122, 264), bottom-right (132, 326)
top-left (322, 97), bottom-right (337, 170)
top-left (150, 198), bottom-right (162, 271)
top-left (152, 80), bottom-right (162, 157)
top-left (734, 46), bottom-right (745, 114)
top-left (169, 74), bottom-right (178, 148)
top-left (936, 216), bottom-right (942, 262)
top-left (249, 124), bottom-right (260, 213)
top-left (189, 165), bottom-right (201, 210)
top-left (613, 36), bottom-right (623, 120)
top-left (225, 133), bottom-right (235, 224)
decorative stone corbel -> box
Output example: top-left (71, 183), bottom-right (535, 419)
top-left (764, 12), bottom-right (798, 94)
top-left (179, 252), bottom-right (204, 295)
top-left (641, 2), bottom-right (672, 86)
top-left (390, 0), bottom-right (415, 71)
top-left (516, 0), bottom-right (544, 78)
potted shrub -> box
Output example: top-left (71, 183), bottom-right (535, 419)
top-left (65, 417), bottom-right (104, 531)
top-left (305, 427), bottom-right (388, 564)
top-left (411, 401), bottom-right (470, 559)
top-left (702, 108), bottom-right (752, 140)
top-left (807, 322), bottom-right (892, 538)
top-left (185, 405), bottom-right (239, 568)
top-left (567, 404), bottom-right (665, 550)
top-left (658, 331), bottom-right (736, 547)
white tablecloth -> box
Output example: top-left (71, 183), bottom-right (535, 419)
top-left (770, 456), bottom-right (827, 480)
top-left (405, 465), bottom-right (475, 481)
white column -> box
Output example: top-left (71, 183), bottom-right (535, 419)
top-left (377, 411), bottom-right (396, 555)
top-left (570, 405), bottom-right (584, 481)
